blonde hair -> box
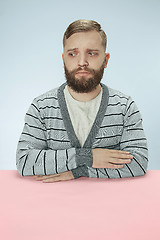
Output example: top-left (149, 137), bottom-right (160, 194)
top-left (63, 19), bottom-right (107, 51)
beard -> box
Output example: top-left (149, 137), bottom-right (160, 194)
top-left (63, 59), bottom-right (106, 93)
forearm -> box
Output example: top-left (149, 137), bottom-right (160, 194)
top-left (16, 98), bottom-right (93, 177)
top-left (16, 142), bottom-right (92, 176)
top-left (87, 151), bottom-right (148, 179)
top-left (86, 143), bottom-right (148, 179)
top-left (86, 98), bottom-right (148, 179)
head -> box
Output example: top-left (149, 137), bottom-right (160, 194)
top-left (62, 19), bottom-right (110, 93)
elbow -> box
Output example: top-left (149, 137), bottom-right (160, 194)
top-left (134, 169), bottom-right (148, 178)
top-left (131, 148), bottom-right (149, 177)
top-left (133, 158), bottom-right (149, 178)
top-left (16, 164), bottom-right (33, 177)
top-left (16, 153), bottom-right (23, 176)
top-left (16, 150), bottom-right (31, 176)
top-left (16, 156), bottom-right (22, 176)
top-left (16, 164), bottom-right (23, 177)
top-left (16, 154), bottom-right (27, 177)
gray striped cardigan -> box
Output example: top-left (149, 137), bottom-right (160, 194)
top-left (16, 82), bottom-right (148, 179)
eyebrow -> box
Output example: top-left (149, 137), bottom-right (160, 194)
top-left (67, 48), bottom-right (100, 52)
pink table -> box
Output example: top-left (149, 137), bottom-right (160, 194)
top-left (0, 170), bottom-right (160, 240)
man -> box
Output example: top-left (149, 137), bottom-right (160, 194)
top-left (16, 19), bottom-right (148, 183)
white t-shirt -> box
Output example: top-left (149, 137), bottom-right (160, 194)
top-left (64, 85), bottom-right (103, 147)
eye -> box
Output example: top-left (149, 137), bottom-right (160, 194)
top-left (88, 52), bottom-right (97, 56)
top-left (68, 52), bottom-right (76, 57)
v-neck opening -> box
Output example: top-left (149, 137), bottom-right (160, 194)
top-left (57, 82), bottom-right (109, 148)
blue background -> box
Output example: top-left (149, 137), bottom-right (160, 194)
top-left (0, 0), bottom-right (160, 169)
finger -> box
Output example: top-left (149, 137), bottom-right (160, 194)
top-left (108, 164), bottom-right (124, 169)
top-left (43, 176), bottom-right (63, 183)
top-left (34, 174), bottom-right (61, 180)
top-left (119, 158), bottom-right (132, 163)
top-left (114, 164), bottom-right (124, 169)
top-left (109, 156), bottom-right (133, 165)
top-left (43, 175), bottom-right (73, 183)
top-left (121, 154), bottom-right (133, 159)
top-left (43, 178), bottom-right (60, 183)
top-left (112, 153), bottom-right (133, 159)
top-left (108, 150), bottom-right (131, 154)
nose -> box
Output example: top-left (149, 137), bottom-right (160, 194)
top-left (77, 52), bottom-right (89, 67)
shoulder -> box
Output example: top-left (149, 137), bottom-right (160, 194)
top-left (103, 85), bottom-right (131, 108)
top-left (31, 86), bottom-right (60, 109)
top-left (28, 86), bottom-right (61, 117)
top-left (105, 85), bottom-right (140, 117)
top-left (103, 84), bottom-right (138, 115)
top-left (33, 86), bottom-right (59, 102)
top-left (107, 86), bottom-right (130, 101)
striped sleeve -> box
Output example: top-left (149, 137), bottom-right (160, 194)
top-left (16, 99), bottom-right (93, 176)
top-left (87, 96), bottom-right (148, 179)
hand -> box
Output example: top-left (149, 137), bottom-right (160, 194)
top-left (32, 170), bottom-right (74, 183)
top-left (92, 148), bottom-right (133, 169)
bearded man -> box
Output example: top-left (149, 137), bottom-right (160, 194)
top-left (16, 19), bottom-right (148, 183)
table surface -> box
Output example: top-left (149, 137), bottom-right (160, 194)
top-left (0, 170), bottom-right (160, 240)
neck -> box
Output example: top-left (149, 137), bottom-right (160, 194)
top-left (67, 84), bottom-right (102, 102)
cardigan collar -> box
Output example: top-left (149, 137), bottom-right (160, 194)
top-left (57, 81), bottom-right (109, 148)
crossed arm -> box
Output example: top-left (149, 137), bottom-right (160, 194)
top-left (16, 97), bottom-right (148, 183)
top-left (32, 149), bottom-right (133, 182)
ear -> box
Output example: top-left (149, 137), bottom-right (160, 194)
top-left (104, 53), bottom-right (110, 68)
top-left (62, 53), bottom-right (64, 62)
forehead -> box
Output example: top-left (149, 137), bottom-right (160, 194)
top-left (64, 30), bottom-right (103, 50)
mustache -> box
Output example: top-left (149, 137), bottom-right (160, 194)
top-left (71, 67), bottom-right (95, 74)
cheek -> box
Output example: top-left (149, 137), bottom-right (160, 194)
top-left (64, 58), bottom-right (77, 71)
top-left (88, 55), bottom-right (104, 66)
top-left (89, 60), bottom-right (102, 70)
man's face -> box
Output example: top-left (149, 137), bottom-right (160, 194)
top-left (62, 30), bottom-right (110, 93)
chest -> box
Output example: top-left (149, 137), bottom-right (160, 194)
top-left (45, 107), bottom-right (124, 150)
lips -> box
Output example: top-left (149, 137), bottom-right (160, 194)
top-left (76, 71), bottom-right (90, 74)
